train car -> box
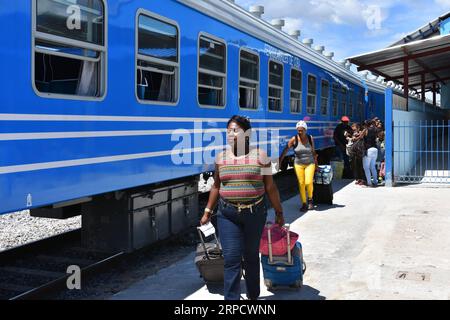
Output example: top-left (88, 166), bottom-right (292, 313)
top-left (0, 0), bottom-right (386, 251)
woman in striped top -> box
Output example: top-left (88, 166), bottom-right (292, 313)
top-left (200, 115), bottom-right (284, 301)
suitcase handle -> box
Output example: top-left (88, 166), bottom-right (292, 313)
top-left (266, 223), bottom-right (292, 265)
top-left (197, 227), bottom-right (221, 260)
top-left (267, 223), bottom-right (273, 263)
top-left (286, 224), bottom-right (292, 265)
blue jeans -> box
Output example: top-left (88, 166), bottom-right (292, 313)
top-left (363, 147), bottom-right (379, 186)
top-left (217, 198), bottom-right (267, 300)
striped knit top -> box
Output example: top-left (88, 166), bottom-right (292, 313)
top-left (217, 148), bottom-right (270, 204)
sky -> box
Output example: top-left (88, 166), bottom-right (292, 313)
top-left (235, 0), bottom-right (450, 63)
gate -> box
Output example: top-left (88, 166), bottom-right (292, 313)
top-left (393, 120), bottom-right (450, 184)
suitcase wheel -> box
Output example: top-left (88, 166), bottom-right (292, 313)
top-left (290, 280), bottom-right (303, 289)
top-left (264, 279), bottom-right (274, 290)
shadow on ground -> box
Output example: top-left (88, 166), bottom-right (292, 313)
top-left (262, 285), bottom-right (326, 300)
top-left (204, 280), bottom-right (325, 301)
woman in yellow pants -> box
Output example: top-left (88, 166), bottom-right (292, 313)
top-left (280, 121), bottom-right (317, 212)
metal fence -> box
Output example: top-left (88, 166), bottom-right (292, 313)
top-left (393, 120), bottom-right (450, 184)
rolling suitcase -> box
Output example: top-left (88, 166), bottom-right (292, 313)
top-left (313, 165), bottom-right (334, 205)
top-left (194, 226), bottom-right (224, 283)
top-left (261, 224), bottom-right (306, 290)
top-left (313, 183), bottom-right (334, 205)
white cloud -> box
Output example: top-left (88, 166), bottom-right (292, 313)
top-left (236, 0), bottom-right (391, 31)
top-left (435, 0), bottom-right (450, 9)
top-left (282, 17), bottom-right (304, 32)
top-left (235, 0), bottom-right (450, 61)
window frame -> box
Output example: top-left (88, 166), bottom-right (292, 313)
top-left (32, 0), bottom-right (108, 101)
top-left (342, 87), bottom-right (348, 116)
top-left (332, 83), bottom-right (339, 117)
top-left (267, 59), bottom-right (284, 113)
top-left (238, 47), bottom-right (260, 111)
top-left (289, 67), bottom-right (302, 114)
top-left (135, 9), bottom-right (180, 106)
top-left (306, 73), bottom-right (317, 115)
top-left (348, 88), bottom-right (354, 118)
top-left (358, 89), bottom-right (365, 120)
top-left (320, 79), bottom-right (330, 116)
top-left (197, 32), bottom-right (227, 109)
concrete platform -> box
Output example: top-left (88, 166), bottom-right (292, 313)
top-left (112, 180), bottom-right (450, 300)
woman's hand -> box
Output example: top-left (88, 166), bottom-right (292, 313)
top-left (275, 212), bottom-right (285, 227)
top-left (200, 212), bottom-right (211, 226)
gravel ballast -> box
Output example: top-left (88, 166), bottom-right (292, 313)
top-left (0, 210), bottom-right (81, 252)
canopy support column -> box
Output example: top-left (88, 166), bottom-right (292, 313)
top-left (433, 82), bottom-right (437, 106)
top-left (404, 59), bottom-right (409, 110)
top-left (421, 74), bottom-right (426, 102)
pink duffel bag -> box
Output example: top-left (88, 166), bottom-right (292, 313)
top-left (259, 223), bottom-right (299, 256)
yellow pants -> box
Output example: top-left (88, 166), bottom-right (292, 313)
top-left (294, 163), bottom-right (316, 204)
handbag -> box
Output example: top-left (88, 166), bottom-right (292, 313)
top-left (349, 139), bottom-right (366, 158)
top-left (346, 141), bottom-right (353, 156)
top-left (259, 223), bottom-right (299, 256)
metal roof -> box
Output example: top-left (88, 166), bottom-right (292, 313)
top-left (389, 11), bottom-right (450, 47)
top-left (347, 33), bottom-right (450, 91)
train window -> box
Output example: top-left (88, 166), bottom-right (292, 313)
top-left (342, 87), bottom-right (348, 116)
top-left (33, 0), bottom-right (106, 99)
top-left (307, 75), bottom-right (317, 114)
top-left (332, 84), bottom-right (339, 117)
top-left (358, 90), bottom-right (365, 120)
top-left (136, 12), bottom-right (179, 104)
top-left (268, 60), bottom-right (283, 112)
top-left (198, 34), bottom-right (226, 108)
top-left (290, 68), bottom-right (302, 114)
top-left (320, 80), bottom-right (330, 115)
top-left (239, 49), bottom-right (259, 110)
top-left (348, 89), bottom-right (354, 118)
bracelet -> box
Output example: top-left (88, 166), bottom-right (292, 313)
top-left (204, 208), bottom-right (213, 214)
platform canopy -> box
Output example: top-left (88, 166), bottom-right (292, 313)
top-left (348, 33), bottom-right (450, 95)
top-left (390, 12), bottom-right (450, 46)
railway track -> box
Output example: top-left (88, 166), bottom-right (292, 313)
top-left (0, 169), bottom-right (299, 300)
top-left (0, 229), bottom-right (124, 300)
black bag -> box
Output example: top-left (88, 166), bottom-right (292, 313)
top-left (195, 227), bottom-right (224, 283)
top-left (349, 139), bottom-right (366, 158)
top-left (313, 183), bottom-right (333, 205)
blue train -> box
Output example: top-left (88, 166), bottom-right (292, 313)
top-left (0, 0), bottom-right (385, 250)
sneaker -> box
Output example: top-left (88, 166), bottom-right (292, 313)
top-left (308, 199), bottom-right (314, 210)
top-left (300, 204), bottom-right (308, 212)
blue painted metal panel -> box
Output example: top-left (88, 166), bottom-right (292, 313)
top-left (0, 0), bottom-right (385, 214)
top-left (440, 17), bottom-right (450, 35)
top-left (385, 89), bottom-right (393, 187)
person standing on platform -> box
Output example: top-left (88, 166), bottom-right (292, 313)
top-left (334, 116), bottom-right (352, 177)
top-left (362, 120), bottom-right (379, 187)
top-left (279, 121), bottom-right (317, 212)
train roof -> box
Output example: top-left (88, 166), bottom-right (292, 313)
top-left (177, 0), bottom-right (387, 94)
